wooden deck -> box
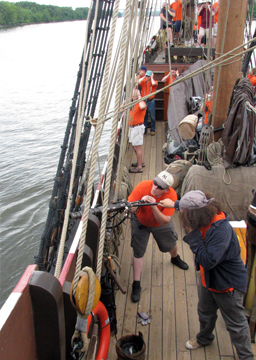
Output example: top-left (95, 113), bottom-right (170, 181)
top-left (107, 120), bottom-right (256, 360)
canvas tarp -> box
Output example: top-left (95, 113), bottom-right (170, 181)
top-left (181, 164), bottom-right (256, 221)
top-left (168, 60), bottom-right (213, 144)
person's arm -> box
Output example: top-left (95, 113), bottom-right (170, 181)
top-left (160, 6), bottom-right (175, 23)
top-left (150, 74), bottom-right (157, 86)
top-left (138, 76), bottom-right (146, 84)
top-left (159, 199), bottom-right (180, 210)
top-left (139, 99), bottom-right (147, 110)
top-left (213, 4), bottom-right (219, 15)
top-left (141, 195), bottom-right (171, 226)
top-left (152, 206), bottom-right (171, 226)
top-left (161, 72), bottom-right (170, 82)
top-left (135, 73), bottom-right (140, 83)
top-left (197, 6), bottom-right (203, 16)
top-left (159, 198), bottom-right (174, 208)
top-left (168, 7), bottom-right (175, 19)
top-left (160, 12), bottom-right (167, 22)
top-left (184, 221), bottom-right (231, 270)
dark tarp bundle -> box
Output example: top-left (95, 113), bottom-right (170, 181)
top-left (222, 77), bottom-right (256, 169)
top-left (167, 60), bottom-right (213, 144)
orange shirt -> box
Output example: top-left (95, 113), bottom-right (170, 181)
top-left (140, 78), bottom-right (158, 100)
top-left (128, 180), bottom-right (177, 227)
top-left (128, 103), bottom-right (146, 126)
top-left (213, 2), bottom-right (219, 23)
top-left (171, 0), bottom-right (182, 21)
top-left (164, 74), bottom-right (176, 93)
top-left (199, 212), bottom-right (234, 293)
top-left (247, 74), bottom-right (256, 86)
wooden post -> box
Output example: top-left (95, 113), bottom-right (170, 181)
top-left (212, 0), bottom-right (247, 141)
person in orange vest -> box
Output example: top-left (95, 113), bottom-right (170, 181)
top-left (161, 67), bottom-right (179, 93)
top-left (128, 171), bottom-right (189, 302)
top-left (247, 68), bottom-right (256, 87)
top-left (159, 190), bottom-right (254, 359)
top-left (128, 88), bottom-right (147, 174)
top-left (212, 1), bottom-right (219, 48)
top-left (139, 70), bottom-right (158, 135)
top-left (171, 0), bottom-right (182, 45)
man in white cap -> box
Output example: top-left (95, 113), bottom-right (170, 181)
top-left (128, 171), bottom-right (189, 302)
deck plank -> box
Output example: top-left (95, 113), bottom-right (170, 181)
top-left (137, 237), bottom-right (153, 359)
top-left (216, 310), bottom-right (235, 357)
top-left (107, 121), bottom-right (256, 360)
top-left (163, 251), bottom-right (176, 360)
top-left (148, 281), bottom-right (163, 360)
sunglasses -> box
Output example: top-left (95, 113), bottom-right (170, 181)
top-left (153, 180), bottom-right (165, 191)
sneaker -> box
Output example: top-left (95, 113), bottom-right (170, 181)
top-left (171, 255), bottom-right (189, 270)
top-left (150, 131), bottom-right (155, 136)
top-left (185, 338), bottom-right (202, 350)
top-left (131, 282), bottom-right (141, 303)
top-left (170, 42), bottom-right (174, 47)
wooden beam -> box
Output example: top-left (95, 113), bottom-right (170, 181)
top-left (213, 0), bottom-right (247, 140)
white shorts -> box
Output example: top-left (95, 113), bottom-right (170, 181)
top-left (199, 27), bottom-right (213, 38)
top-left (128, 124), bottom-right (145, 146)
top-left (213, 23), bottom-right (218, 37)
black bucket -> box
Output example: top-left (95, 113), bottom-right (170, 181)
top-left (116, 332), bottom-right (146, 360)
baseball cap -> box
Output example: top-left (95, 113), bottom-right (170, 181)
top-left (154, 171), bottom-right (174, 189)
top-left (141, 65), bottom-right (147, 71)
top-left (146, 70), bottom-right (153, 77)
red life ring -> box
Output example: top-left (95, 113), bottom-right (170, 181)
top-left (87, 301), bottom-right (110, 360)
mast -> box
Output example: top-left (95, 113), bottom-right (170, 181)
top-left (212, 0), bottom-right (247, 140)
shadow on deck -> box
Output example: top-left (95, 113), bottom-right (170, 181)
top-left (107, 121), bottom-right (256, 360)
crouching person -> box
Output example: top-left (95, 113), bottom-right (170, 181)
top-left (128, 171), bottom-right (189, 303)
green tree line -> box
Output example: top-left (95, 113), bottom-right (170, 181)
top-left (0, 1), bottom-right (122, 26)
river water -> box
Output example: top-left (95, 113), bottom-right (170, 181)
top-left (0, 21), bottom-right (87, 307)
top-left (0, 18), bottom-right (160, 308)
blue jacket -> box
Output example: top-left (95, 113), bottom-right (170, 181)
top-left (183, 213), bottom-right (247, 292)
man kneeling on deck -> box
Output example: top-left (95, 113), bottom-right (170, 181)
top-left (160, 191), bottom-right (254, 360)
top-left (128, 170), bottom-right (188, 303)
